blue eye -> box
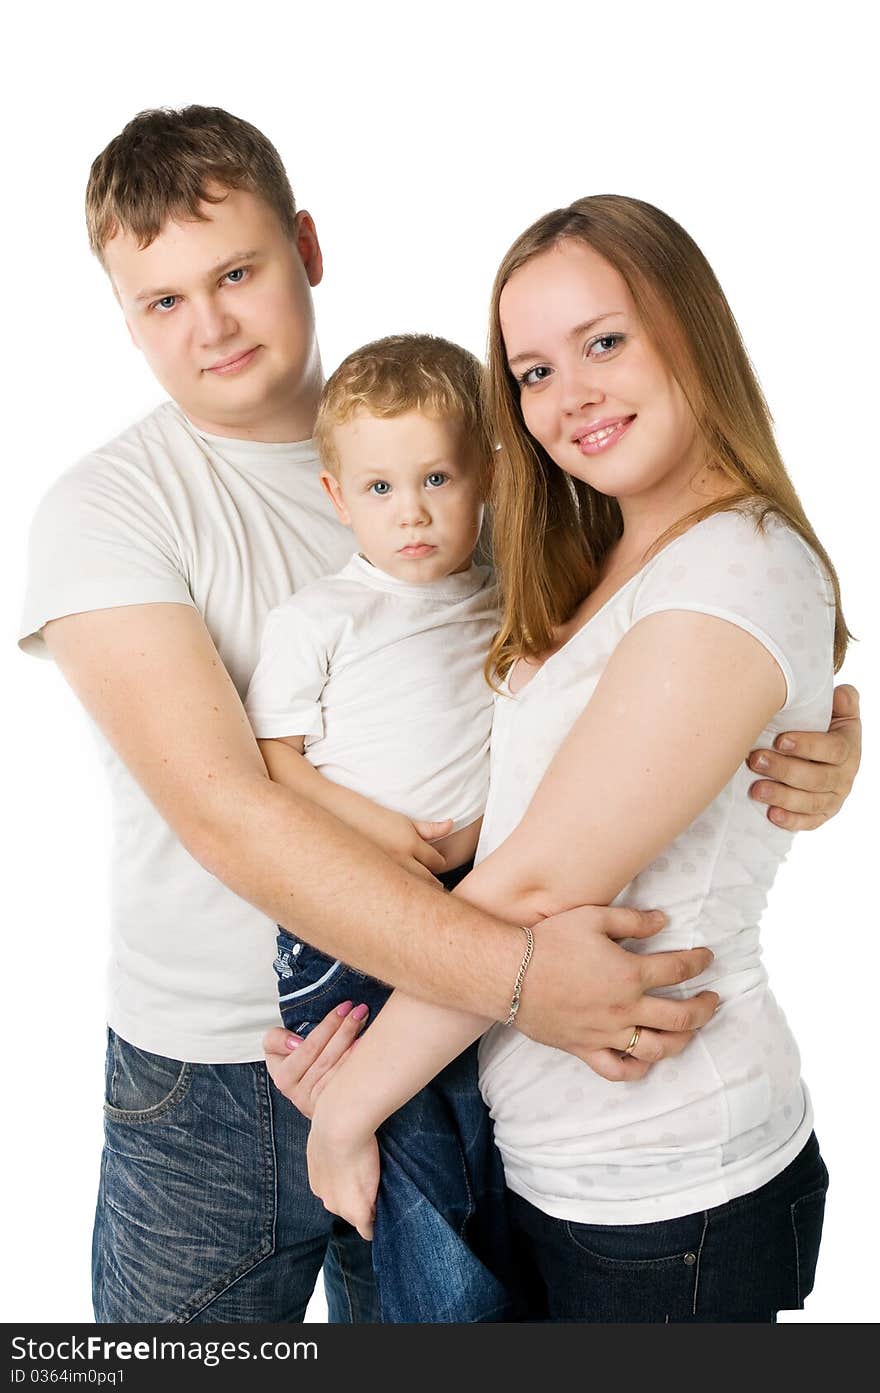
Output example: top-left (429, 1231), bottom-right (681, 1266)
top-left (369, 480), bottom-right (391, 495)
top-left (152, 295), bottom-right (178, 313)
top-left (224, 267), bottom-right (247, 284)
top-left (425, 472), bottom-right (448, 487)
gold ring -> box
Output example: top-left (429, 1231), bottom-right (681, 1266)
top-left (624, 1026), bottom-right (641, 1056)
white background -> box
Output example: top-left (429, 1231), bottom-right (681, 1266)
top-left (3, 0), bottom-right (876, 1325)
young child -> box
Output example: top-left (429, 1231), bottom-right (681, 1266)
top-left (244, 334), bottom-right (519, 1322)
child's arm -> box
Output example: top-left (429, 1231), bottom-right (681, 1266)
top-left (259, 735), bottom-right (452, 881)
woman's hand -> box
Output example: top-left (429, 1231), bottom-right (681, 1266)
top-left (263, 1001), bottom-right (369, 1118)
top-left (307, 1104), bottom-right (381, 1241)
top-left (748, 683), bottom-right (861, 830)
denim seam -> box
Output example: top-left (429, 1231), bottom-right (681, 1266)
top-left (690, 1211), bottom-right (709, 1317)
top-left (328, 1226), bottom-right (356, 1324)
top-left (262, 1064), bottom-right (279, 1260)
top-left (789, 1186), bottom-right (825, 1310)
top-left (177, 1250), bottom-right (279, 1324)
top-left (103, 1061), bottom-right (192, 1123)
top-left (108, 1030), bottom-right (120, 1111)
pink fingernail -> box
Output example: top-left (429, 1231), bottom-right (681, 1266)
top-left (286, 1036), bottom-right (301, 1050)
top-left (351, 1004), bottom-right (369, 1021)
top-left (754, 753), bottom-right (769, 770)
top-left (336, 1001), bottom-right (354, 1018)
top-left (778, 737), bottom-right (796, 752)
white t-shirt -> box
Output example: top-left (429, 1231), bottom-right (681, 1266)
top-left (245, 554), bottom-right (497, 831)
top-left (477, 510), bottom-right (835, 1224)
top-left (19, 400), bottom-right (355, 1063)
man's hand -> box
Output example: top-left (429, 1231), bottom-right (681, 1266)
top-left (747, 684), bottom-right (861, 830)
top-left (514, 905), bottom-right (719, 1080)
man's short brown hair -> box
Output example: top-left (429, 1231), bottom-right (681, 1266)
top-left (315, 334), bottom-right (493, 491)
top-left (85, 105), bottom-right (298, 264)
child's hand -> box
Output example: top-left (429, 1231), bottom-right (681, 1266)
top-left (369, 807), bottom-right (452, 881)
top-left (307, 1105), bottom-right (380, 1241)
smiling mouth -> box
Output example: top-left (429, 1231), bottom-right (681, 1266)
top-left (573, 415), bottom-right (635, 455)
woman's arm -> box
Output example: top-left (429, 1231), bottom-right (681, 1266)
top-left (299, 608), bottom-right (780, 1231)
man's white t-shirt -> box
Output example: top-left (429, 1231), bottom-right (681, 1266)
top-left (19, 400), bottom-right (355, 1063)
top-left (244, 554), bottom-right (497, 831)
top-left (477, 510), bottom-right (835, 1224)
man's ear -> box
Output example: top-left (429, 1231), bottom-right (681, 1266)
top-left (111, 285), bottom-right (142, 352)
top-left (123, 316), bottom-right (141, 351)
top-left (320, 470), bottom-right (350, 525)
top-left (295, 210), bottom-right (323, 288)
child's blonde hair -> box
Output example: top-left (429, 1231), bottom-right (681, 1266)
top-left (316, 334), bottom-right (493, 491)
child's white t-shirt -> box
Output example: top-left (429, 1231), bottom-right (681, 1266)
top-left (245, 554), bottom-right (498, 831)
top-left (477, 510), bottom-right (835, 1224)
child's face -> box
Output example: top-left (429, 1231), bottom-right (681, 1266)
top-left (321, 410), bottom-right (484, 582)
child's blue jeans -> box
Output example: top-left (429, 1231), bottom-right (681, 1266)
top-left (273, 867), bottom-right (522, 1323)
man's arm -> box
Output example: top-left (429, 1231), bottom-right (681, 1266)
top-left (749, 684), bottom-right (862, 829)
top-left (44, 602), bottom-right (716, 1055)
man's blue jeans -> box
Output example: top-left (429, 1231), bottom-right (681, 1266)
top-left (93, 1027), bottom-right (378, 1322)
top-left (275, 925), bottom-right (522, 1322)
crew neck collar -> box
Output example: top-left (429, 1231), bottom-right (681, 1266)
top-left (174, 404), bottom-right (319, 464)
top-left (346, 552), bottom-right (488, 601)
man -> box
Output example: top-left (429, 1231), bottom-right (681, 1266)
top-left (19, 106), bottom-right (861, 1323)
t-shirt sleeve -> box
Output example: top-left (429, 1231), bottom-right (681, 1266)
top-left (244, 601), bottom-right (328, 741)
top-left (630, 510), bottom-right (835, 713)
top-left (19, 457), bottom-right (195, 658)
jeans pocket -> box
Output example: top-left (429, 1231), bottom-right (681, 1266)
top-left (103, 1028), bottom-right (192, 1122)
top-left (790, 1186), bottom-right (827, 1306)
top-left (564, 1211), bottom-right (706, 1268)
top-left (274, 930), bottom-right (374, 1035)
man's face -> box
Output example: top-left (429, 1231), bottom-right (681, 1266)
top-left (104, 187), bottom-right (324, 441)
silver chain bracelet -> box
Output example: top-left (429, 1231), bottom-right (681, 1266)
top-left (504, 925), bottom-right (535, 1027)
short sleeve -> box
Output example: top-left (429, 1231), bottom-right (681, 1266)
top-left (244, 600), bottom-right (328, 741)
top-left (631, 510), bottom-right (835, 712)
top-left (19, 458), bottom-right (194, 658)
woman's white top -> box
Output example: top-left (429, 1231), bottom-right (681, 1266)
top-left (245, 554), bottom-right (498, 831)
top-left (477, 510), bottom-right (835, 1224)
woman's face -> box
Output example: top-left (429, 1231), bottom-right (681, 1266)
top-left (499, 239), bottom-right (700, 504)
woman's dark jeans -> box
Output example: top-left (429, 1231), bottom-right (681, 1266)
top-left (274, 863), bottom-right (522, 1323)
top-left (508, 1131), bottom-right (829, 1322)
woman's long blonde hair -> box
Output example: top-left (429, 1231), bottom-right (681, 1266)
top-left (485, 195), bottom-right (849, 680)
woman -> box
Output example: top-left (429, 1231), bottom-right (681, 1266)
top-left (270, 196), bottom-right (847, 1321)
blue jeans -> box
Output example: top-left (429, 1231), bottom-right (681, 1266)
top-left (93, 1027), bottom-right (378, 1323)
top-left (274, 886), bottom-right (522, 1322)
top-left (508, 1131), bottom-right (829, 1322)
